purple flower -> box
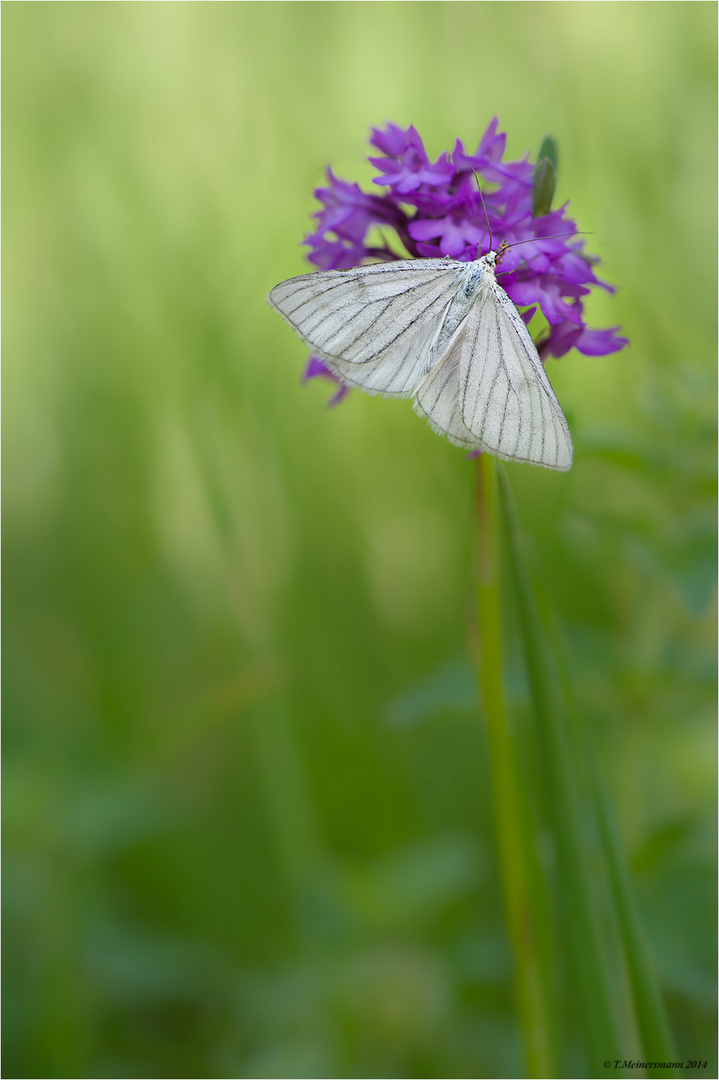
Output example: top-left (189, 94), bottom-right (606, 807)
top-left (302, 119), bottom-right (627, 402)
top-left (301, 355), bottom-right (350, 407)
top-left (304, 169), bottom-right (407, 270)
top-left (408, 193), bottom-right (488, 258)
top-left (368, 123), bottom-right (455, 194)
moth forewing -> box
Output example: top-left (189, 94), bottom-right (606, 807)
top-left (268, 251), bottom-right (574, 470)
top-left (451, 270), bottom-right (573, 470)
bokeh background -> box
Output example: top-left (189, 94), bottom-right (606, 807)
top-left (4, 3), bottom-right (716, 1078)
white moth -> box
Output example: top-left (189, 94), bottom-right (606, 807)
top-left (267, 249), bottom-right (573, 470)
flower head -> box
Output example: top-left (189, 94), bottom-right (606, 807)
top-left (302, 119), bottom-right (627, 400)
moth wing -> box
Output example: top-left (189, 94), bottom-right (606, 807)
top-left (413, 323), bottom-right (477, 449)
top-left (457, 280), bottom-right (574, 470)
top-left (268, 260), bottom-right (460, 396)
top-left (414, 279), bottom-right (573, 469)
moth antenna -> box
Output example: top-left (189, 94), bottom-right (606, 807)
top-left (496, 232), bottom-right (592, 279)
top-left (507, 229), bottom-right (593, 250)
top-left (461, 150), bottom-right (492, 254)
top-left (496, 249), bottom-right (551, 278)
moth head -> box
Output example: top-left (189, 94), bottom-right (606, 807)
top-left (494, 240), bottom-right (511, 266)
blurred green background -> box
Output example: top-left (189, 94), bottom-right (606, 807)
top-left (3, 3), bottom-right (716, 1077)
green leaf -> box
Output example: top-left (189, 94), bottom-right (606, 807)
top-left (533, 136), bottom-right (559, 217)
top-left (537, 135), bottom-right (559, 171)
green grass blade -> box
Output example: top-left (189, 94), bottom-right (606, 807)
top-left (497, 466), bottom-right (625, 1072)
top-left (549, 621), bottom-right (679, 1075)
top-left (593, 777), bottom-right (680, 1077)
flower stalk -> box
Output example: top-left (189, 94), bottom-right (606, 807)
top-left (474, 454), bottom-right (556, 1077)
top-left (474, 458), bottom-right (677, 1077)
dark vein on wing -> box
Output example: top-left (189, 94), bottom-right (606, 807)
top-left (286, 279), bottom-right (453, 364)
top-left (498, 381), bottom-right (511, 452)
top-left (459, 305), bottom-right (482, 430)
top-left (283, 268), bottom-right (446, 320)
top-left (477, 306), bottom-right (505, 438)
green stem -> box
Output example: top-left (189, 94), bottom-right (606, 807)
top-left (474, 454), bottom-right (555, 1077)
